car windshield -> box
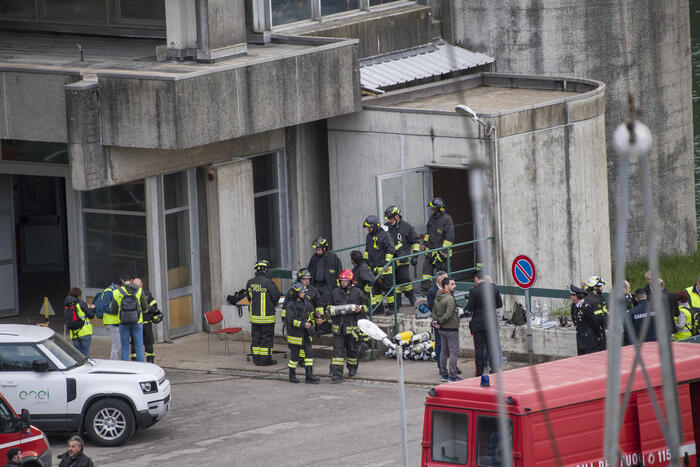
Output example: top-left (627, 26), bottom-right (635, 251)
top-left (40, 333), bottom-right (87, 369)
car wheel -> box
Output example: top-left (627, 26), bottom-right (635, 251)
top-left (84, 398), bottom-right (135, 446)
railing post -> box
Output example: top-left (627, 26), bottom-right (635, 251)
top-left (393, 259), bottom-right (398, 336)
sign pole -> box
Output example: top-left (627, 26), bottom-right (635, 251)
top-left (524, 288), bottom-right (534, 364)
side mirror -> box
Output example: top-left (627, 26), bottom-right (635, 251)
top-left (32, 359), bottom-right (49, 372)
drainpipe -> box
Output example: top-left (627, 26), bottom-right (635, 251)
top-left (195, 0), bottom-right (210, 55)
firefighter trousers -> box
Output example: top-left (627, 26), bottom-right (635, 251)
top-left (288, 335), bottom-right (313, 369)
top-left (372, 273), bottom-right (394, 310)
top-left (130, 322), bottom-right (155, 363)
top-left (251, 323), bottom-right (275, 365)
top-left (421, 256), bottom-right (446, 292)
top-left (395, 263), bottom-right (415, 306)
top-left (330, 333), bottom-right (359, 377)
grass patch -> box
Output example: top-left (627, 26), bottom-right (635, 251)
top-left (625, 244), bottom-right (700, 293)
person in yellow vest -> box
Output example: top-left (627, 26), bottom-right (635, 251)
top-left (110, 272), bottom-right (149, 362)
top-left (64, 287), bottom-right (96, 357)
top-left (95, 279), bottom-right (122, 360)
top-left (674, 290), bottom-right (695, 341)
top-left (684, 278), bottom-right (700, 334)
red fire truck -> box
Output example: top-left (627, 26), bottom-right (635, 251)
top-left (0, 393), bottom-right (51, 467)
top-left (422, 342), bottom-right (699, 466)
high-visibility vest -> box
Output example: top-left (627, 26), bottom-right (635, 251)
top-left (674, 306), bottom-right (693, 341)
top-left (112, 287), bottom-right (144, 324)
top-left (71, 303), bottom-right (93, 339)
top-left (101, 285), bottom-right (120, 325)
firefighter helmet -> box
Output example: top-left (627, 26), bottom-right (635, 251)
top-left (312, 236), bottom-right (328, 250)
top-left (150, 309), bottom-right (164, 323)
top-left (339, 269), bottom-right (353, 283)
top-left (584, 276), bottom-right (605, 289)
top-left (429, 197), bottom-right (446, 212)
top-left (254, 259), bottom-right (270, 271)
top-left (297, 268), bottom-right (312, 281)
top-left (363, 215), bottom-right (380, 229)
top-left (290, 282), bottom-right (308, 298)
top-left (384, 205), bottom-right (401, 220)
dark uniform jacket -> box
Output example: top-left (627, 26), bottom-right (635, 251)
top-left (142, 289), bottom-right (159, 324)
top-left (571, 300), bottom-right (600, 353)
top-left (466, 281), bottom-right (503, 332)
top-left (285, 297), bottom-right (314, 339)
top-left (329, 285), bottom-right (368, 335)
top-left (58, 452), bottom-right (94, 467)
top-left (246, 271), bottom-right (282, 325)
top-left (308, 252), bottom-right (343, 302)
top-left (283, 284), bottom-right (323, 319)
top-left (629, 299), bottom-right (656, 342)
top-left (387, 219), bottom-right (420, 265)
top-left (352, 261), bottom-right (375, 298)
top-left (423, 211), bottom-right (455, 250)
top-left (583, 292), bottom-right (607, 349)
top-left (364, 229), bottom-right (394, 272)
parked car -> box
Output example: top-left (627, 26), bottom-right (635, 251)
top-left (0, 324), bottom-right (171, 446)
top-left (0, 392), bottom-right (51, 466)
top-left (421, 342), bottom-right (699, 466)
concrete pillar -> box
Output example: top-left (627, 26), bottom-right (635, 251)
top-left (165, 0), bottom-right (197, 60)
top-left (206, 159), bottom-right (257, 309)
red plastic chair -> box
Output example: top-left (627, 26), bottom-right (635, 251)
top-left (204, 309), bottom-right (243, 355)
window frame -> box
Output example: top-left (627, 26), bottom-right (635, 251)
top-left (430, 409), bottom-right (470, 465)
top-left (475, 414), bottom-right (513, 467)
top-left (0, 343), bottom-right (56, 372)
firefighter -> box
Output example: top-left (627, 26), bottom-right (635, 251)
top-left (420, 198), bottom-right (455, 293)
top-left (307, 236), bottom-right (343, 307)
top-left (328, 269), bottom-right (369, 383)
top-left (363, 215), bottom-right (395, 315)
top-left (285, 282), bottom-right (320, 384)
top-left (131, 278), bottom-right (163, 363)
top-left (569, 284), bottom-right (600, 355)
top-left (583, 275), bottom-right (607, 351)
top-left (384, 205), bottom-right (420, 306)
top-left (350, 250), bottom-right (375, 304)
top-left (282, 268), bottom-right (325, 366)
top-left (246, 259), bottom-right (282, 366)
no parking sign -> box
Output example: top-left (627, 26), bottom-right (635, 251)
top-left (511, 255), bottom-right (536, 289)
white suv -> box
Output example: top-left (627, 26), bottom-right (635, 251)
top-left (0, 325), bottom-right (171, 446)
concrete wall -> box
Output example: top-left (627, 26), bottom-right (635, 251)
top-left (0, 70), bottom-right (79, 142)
top-left (327, 76), bottom-right (611, 290)
top-left (286, 121), bottom-right (333, 269)
top-left (294, 4), bottom-right (433, 59)
top-left (206, 160), bottom-right (258, 309)
top-left (447, 0), bottom-right (696, 259)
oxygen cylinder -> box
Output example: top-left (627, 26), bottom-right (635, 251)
top-left (394, 330), bottom-right (413, 342)
top-left (328, 304), bottom-right (356, 315)
top-left (413, 343), bottom-right (426, 354)
top-left (410, 332), bottom-right (431, 344)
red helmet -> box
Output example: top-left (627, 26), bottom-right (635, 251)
top-left (339, 269), bottom-right (353, 283)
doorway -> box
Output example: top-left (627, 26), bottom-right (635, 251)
top-left (431, 168), bottom-right (475, 280)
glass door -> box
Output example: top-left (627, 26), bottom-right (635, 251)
top-left (0, 174), bottom-right (18, 317)
top-left (163, 169), bottom-right (199, 337)
top-left (375, 167), bottom-right (432, 233)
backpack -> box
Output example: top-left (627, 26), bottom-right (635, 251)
top-left (64, 303), bottom-right (85, 331)
top-left (510, 302), bottom-right (527, 326)
top-left (118, 288), bottom-right (140, 325)
top-left (92, 285), bottom-right (115, 319)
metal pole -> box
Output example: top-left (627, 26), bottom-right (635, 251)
top-left (397, 350), bottom-right (409, 467)
top-left (524, 289), bottom-right (533, 364)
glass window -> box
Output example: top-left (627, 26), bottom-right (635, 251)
top-left (476, 416), bottom-right (513, 467)
top-left (254, 194), bottom-right (281, 267)
top-left (431, 410), bottom-right (468, 464)
top-left (83, 212), bottom-right (147, 288)
top-left (0, 397), bottom-right (14, 433)
top-left (322, 0), bottom-right (360, 16)
top-left (164, 172), bottom-right (188, 211)
top-left (0, 344), bottom-right (49, 371)
top-left (271, 0), bottom-right (311, 26)
top-left (252, 154), bottom-right (279, 193)
top-left (166, 211), bottom-right (191, 290)
top-left (0, 0), bottom-right (36, 20)
top-left (1, 140), bottom-right (68, 164)
top-left (83, 182), bottom-right (145, 212)
top-left (118, 0), bottom-right (164, 22)
top-left (40, 334), bottom-right (86, 368)
top-left (42, 0), bottom-right (108, 23)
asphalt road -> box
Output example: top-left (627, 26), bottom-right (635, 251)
top-left (49, 368), bottom-right (430, 466)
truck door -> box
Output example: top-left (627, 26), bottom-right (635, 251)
top-left (425, 407), bottom-right (471, 465)
top-left (474, 414), bottom-right (516, 467)
top-left (636, 385), bottom-right (696, 465)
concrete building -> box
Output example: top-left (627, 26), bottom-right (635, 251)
top-left (0, 0), bottom-right (677, 340)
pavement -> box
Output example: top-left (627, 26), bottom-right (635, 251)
top-left (88, 331), bottom-right (527, 385)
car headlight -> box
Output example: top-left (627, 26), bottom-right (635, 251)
top-left (139, 381), bottom-right (158, 394)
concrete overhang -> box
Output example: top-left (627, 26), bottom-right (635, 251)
top-left (0, 31), bottom-right (361, 150)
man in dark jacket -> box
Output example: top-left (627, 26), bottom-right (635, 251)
top-left (350, 250), bottom-right (375, 304)
top-left (583, 275), bottom-right (608, 351)
top-left (420, 198), bottom-right (455, 293)
top-left (385, 205), bottom-right (420, 306)
top-left (628, 288), bottom-right (656, 343)
top-left (307, 236), bottom-right (343, 306)
top-left (570, 284), bottom-right (600, 354)
top-left (57, 435), bottom-right (94, 467)
top-left (467, 271), bottom-right (503, 377)
top-left (4, 448), bottom-right (21, 467)
top-left (131, 278), bottom-right (163, 363)
top-left (363, 215), bottom-right (395, 314)
top-left (246, 260), bottom-right (282, 366)
top-left (285, 282), bottom-right (320, 384)
top-left (328, 269), bottom-right (369, 383)
top-left (427, 271), bottom-right (448, 370)
top-left (282, 268), bottom-right (325, 364)
top-left (433, 276), bottom-right (461, 382)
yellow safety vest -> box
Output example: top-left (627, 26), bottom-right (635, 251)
top-left (111, 287), bottom-right (144, 324)
top-left (102, 285), bottom-right (120, 325)
top-left (70, 303), bottom-right (93, 339)
top-left (674, 306), bottom-right (693, 341)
